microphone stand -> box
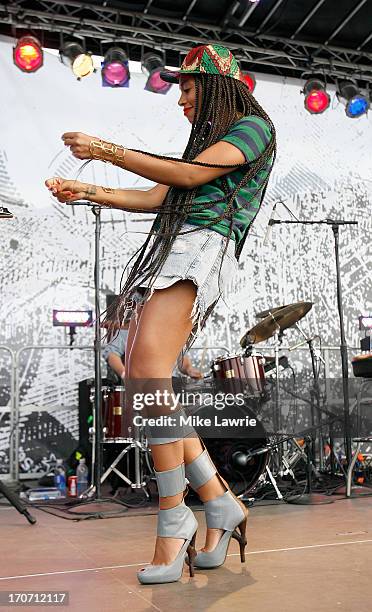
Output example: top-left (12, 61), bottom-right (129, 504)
top-left (66, 202), bottom-right (128, 515)
top-left (270, 218), bottom-right (357, 499)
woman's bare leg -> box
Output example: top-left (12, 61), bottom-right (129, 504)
top-left (127, 280), bottom-right (197, 565)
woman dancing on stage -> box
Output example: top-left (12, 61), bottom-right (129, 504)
top-left (46, 44), bottom-right (276, 584)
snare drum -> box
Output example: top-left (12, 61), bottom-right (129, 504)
top-left (211, 353), bottom-right (266, 396)
top-left (101, 386), bottom-right (132, 442)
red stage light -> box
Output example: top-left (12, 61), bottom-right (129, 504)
top-left (242, 72), bottom-right (256, 93)
top-left (13, 36), bottom-right (43, 73)
top-left (303, 78), bottom-right (330, 114)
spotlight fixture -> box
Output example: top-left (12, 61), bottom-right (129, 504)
top-left (101, 47), bottom-right (130, 87)
top-left (13, 36), bottom-right (43, 73)
top-left (53, 309), bottom-right (93, 346)
top-left (242, 72), bottom-right (256, 93)
top-left (142, 53), bottom-right (172, 94)
top-left (303, 77), bottom-right (330, 115)
top-left (337, 80), bottom-right (369, 118)
top-left (53, 310), bottom-right (93, 327)
top-left (60, 42), bottom-right (94, 80)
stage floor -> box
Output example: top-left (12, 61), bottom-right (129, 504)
top-left (1, 496), bottom-right (372, 612)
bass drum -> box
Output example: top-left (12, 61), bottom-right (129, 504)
top-left (192, 402), bottom-right (269, 497)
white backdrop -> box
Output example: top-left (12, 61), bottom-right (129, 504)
top-left (0, 35), bottom-right (371, 470)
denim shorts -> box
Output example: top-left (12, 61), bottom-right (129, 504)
top-left (133, 223), bottom-right (238, 330)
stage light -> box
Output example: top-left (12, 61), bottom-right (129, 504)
top-left (60, 42), bottom-right (94, 79)
top-left (53, 309), bottom-right (93, 346)
top-left (337, 80), bottom-right (369, 118)
top-left (242, 72), bottom-right (256, 93)
top-left (359, 314), bottom-right (372, 331)
top-left (303, 78), bottom-right (330, 114)
top-left (101, 47), bottom-right (130, 87)
top-left (142, 53), bottom-right (172, 94)
top-left (13, 36), bottom-right (43, 73)
top-left (53, 310), bottom-right (93, 327)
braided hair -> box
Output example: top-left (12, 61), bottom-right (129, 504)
top-left (107, 74), bottom-right (276, 338)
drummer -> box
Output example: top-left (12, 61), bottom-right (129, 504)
top-left (103, 325), bottom-right (203, 383)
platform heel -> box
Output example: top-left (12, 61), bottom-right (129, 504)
top-left (137, 463), bottom-right (198, 584)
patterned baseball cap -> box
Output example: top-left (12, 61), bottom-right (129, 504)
top-left (160, 44), bottom-right (245, 85)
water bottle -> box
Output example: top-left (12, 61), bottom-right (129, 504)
top-left (54, 459), bottom-right (66, 497)
top-left (76, 458), bottom-right (89, 496)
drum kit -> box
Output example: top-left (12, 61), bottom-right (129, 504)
top-left (91, 300), bottom-right (317, 501)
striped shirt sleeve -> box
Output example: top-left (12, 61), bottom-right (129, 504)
top-left (221, 116), bottom-right (272, 162)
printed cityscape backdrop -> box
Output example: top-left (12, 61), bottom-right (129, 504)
top-left (0, 37), bottom-right (371, 474)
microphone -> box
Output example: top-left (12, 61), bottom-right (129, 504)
top-left (263, 203), bottom-right (277, 246)
top-left (232, 447), bottom-right (269, 467)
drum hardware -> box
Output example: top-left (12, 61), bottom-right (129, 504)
top-left (279, 438), bottom-right (308, 478)
top-left (263, 355), bottom-right (290, 375)
top-left (87, 386), bottom-right (150, 497)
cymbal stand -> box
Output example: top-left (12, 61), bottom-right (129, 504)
top-left (272, 324), bottom-right (284, 470)
top-left (292, 322), bottom-right (327, 467)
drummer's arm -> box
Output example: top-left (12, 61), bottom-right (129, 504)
top-left (107, 353), bottom-right (125, 380)
top-left (179, 355), bottom-right (203, 379)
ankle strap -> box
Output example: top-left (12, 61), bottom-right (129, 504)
top-left (204, 491), bottom-right (245, 531)
top-left (155, 463), bottom-right (186, 498)
top-left (185, 450), bottom-right (216, 490)
top-left (157, 501), bottom-right (194, 538)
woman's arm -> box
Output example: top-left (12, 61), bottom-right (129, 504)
top-left (61, 132), bottom-right (246, 189)
top-left (45, 178), bottom-right (169, 210)
top-left (112, 143), bottom-right (244, 189)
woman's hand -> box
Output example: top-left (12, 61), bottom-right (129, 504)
top-left (62, 132), bottom-right (98, 160)
top-left (45, 177), bottom-right (91, 203)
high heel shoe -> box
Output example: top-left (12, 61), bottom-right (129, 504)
top-left (185, 449), bottom-right (248, 569)
top-left (137, 463), bottom-right (198, 584)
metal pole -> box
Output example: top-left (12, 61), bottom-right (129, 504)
top-left (331, 224), bottom-right (352, 468)
top-left (0, 347), bottom-right (16, 481)
top-left (92, 205), bottom-right (103, 499)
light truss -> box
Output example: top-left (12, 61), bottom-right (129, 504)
top-left (1, 0), bottom-right (372, 85)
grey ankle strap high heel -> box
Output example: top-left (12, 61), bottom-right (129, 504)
top-left (137, 463), bottom-right (198, 584)
top-left (185, 450), bottom-right (248, 569)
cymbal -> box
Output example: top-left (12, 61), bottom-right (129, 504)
top-left (255, 305), bottom-right (287, 319)
top-left (241, 301), bottom-right (313, 346)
